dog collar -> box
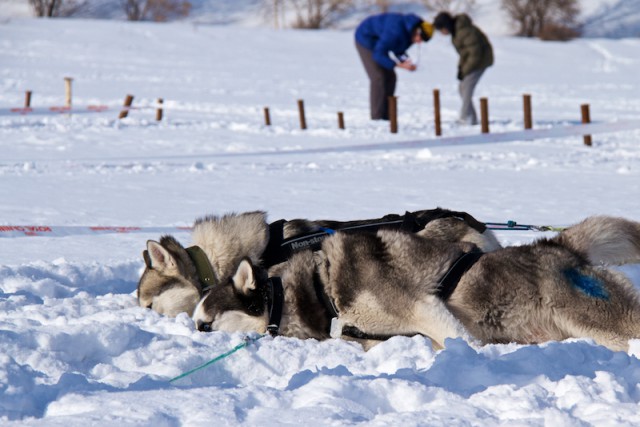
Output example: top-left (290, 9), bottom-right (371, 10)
top-left (266, 276), bottom-right (284, 336)
top-left (185, 246), bottom-right (218, 293)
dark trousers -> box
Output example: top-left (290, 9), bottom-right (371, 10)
top-left (356, 41), bottom-right (396, 120)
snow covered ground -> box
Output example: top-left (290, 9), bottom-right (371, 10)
top-left (1, 16), bottom-right (640, 425)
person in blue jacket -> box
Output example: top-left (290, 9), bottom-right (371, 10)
top-left (355, 13), bottom-right (433, 120)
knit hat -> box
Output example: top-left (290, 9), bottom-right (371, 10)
top-left (420, 21), bottom-right (434, 41)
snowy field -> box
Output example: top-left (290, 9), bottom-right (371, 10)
top-left (2, 16), bottom-right (640, 425)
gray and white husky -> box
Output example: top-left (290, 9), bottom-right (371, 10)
top-left (139, 211), bottom-right (640, 351)
top-left (138, 209), bottom-right (499, 318)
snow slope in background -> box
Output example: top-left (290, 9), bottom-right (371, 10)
top-left (1, 17), bottom-right (640, 426)
top-left (2, 0), bottom-right (640, 37)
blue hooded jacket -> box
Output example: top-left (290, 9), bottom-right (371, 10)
top-left (355, 13), bottom-right (423, 70)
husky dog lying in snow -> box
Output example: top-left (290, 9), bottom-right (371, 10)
top-left (138, 208), bottom-right (499, 318)
top-left (138, 210), bottom-right (640, 351)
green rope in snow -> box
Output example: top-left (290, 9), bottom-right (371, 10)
top-left (169, 334), bottom-right (266, 383)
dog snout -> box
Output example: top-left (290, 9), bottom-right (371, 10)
top-left (197, 320), bottom-right (213, 332)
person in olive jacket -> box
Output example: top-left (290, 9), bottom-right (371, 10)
top-left (434, 11), bottom-right (493, 125)
top-left (355, 13), bottom-right (433, 120)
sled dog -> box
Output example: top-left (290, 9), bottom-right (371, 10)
top-left (137, 208), bottom-right (501, 318)
top-left (140, 211), bottom-right (640, 351)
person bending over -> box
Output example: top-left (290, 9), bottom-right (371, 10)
top-left (355, 13), bottom-right (433, 121)
top-left (434, 11), bottom-right (493, 125)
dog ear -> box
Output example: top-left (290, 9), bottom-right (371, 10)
top-left (146, 240), bottom-right (178, 272)
top-left (231, 258), bottom-right (256, 295)
top-left (142, 250), bottom-right (152, 268)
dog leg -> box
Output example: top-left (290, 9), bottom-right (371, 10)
top-left (557, 216), bottom-right (640, 266)
top-left (413, 295), bottom-right (477, 349)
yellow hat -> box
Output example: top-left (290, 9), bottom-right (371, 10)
top-left (421, 21), bottom-right (434, 40)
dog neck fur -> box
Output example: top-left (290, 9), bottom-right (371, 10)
top-left (192, 211), bottom-right (270, 284)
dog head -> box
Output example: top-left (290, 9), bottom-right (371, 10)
top-left (192, 258), bottom-right (270, 334)
top-left (137, 211), bottom-right (271, 318)
top-left (137, 236), bottom-right (203, 317)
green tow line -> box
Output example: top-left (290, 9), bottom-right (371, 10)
top-left (169, 334), bottom-right (266, 383)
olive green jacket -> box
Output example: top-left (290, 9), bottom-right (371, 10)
top-left (453, 14), bottom-right (494, 78)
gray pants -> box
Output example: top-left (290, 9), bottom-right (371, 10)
top-left (458, 68), bottom-right (485, 125)
top-left (356, 41), bottom-right (396, 120)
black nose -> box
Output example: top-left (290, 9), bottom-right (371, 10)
top-left (197, 320), bottom-right (212, 332)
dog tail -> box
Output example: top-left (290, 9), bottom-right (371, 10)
top-left (556, 216), bottom-right (640, 265)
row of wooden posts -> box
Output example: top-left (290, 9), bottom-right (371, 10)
top-left (116, 94), bottom-right (165, 121)
top-left (263, 100), bottom-right (345, 131)
top-left (21, 80), bottom-right (164, 121)
top-left (21, 78), bottom-right (594, 146)
top-left (23, 77), bottom-right (74, 110)
top-left (22, 89), bottom-right (165, 122)
top-left (263, 92), bottom-right (594, 147)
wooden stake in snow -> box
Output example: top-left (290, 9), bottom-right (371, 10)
top-left (64, 77), bottom-right (73, 108)
top-left (156, 98), bottom-right (163, 121)
top-left (119, 94), bottom-right (134, 119)
top-left (297, 99), bottom-right (307, 130)
top-left (523, 94), bottom-right (532, 130)
top-left (389, 96), bottom-right (398, 134)
top-left (337, 112), bottom-right (345, 130)
top-left (433, 89), bottom-right (442, 137)
top-left (25, 91), bottom-right (32, 108)
top-left (480, 97), bottom-right (489, 134)
top-left (264, 107), bottom-right (271, 126)
top-left (581, 104), bottom-right (592, 146)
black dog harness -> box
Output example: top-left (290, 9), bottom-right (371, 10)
top-left (263, 216), bottom-right (414, 269)
top-left (265, 277), bottom-right (284, 336)
top-left (262, 208), bottom-right (487, 269)
top-left (435, 250), bottom-right (484, 301)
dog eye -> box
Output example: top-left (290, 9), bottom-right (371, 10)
top-left (197, 320), bottom-right (213, 332)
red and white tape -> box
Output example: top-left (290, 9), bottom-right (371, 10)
top-left (3, 105), bottom-right (155, 116)
top-left (0, 225), bottom-right (192, 238)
